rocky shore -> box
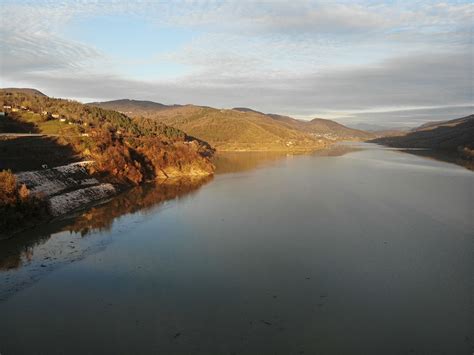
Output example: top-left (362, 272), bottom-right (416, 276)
top-left (15, 162), bottom-right (117, 217)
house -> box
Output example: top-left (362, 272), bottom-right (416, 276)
top-left (81, 133), bottom-right (90, 137)
top-left (3, 105), bottom-right (11, 110)
top-left (41, 111), bottom-right (49, 116)
top-left (11, 108), bottom-right (19, 112)
top-left (52, 113), bottom-right (60, 119)
top-left (59, 118), bottom-right (66, 122)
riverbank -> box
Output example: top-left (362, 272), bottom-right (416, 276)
top-left (0, 160), bottom-right (214, 240)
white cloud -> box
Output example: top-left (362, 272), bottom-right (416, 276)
top-left (0, 0), bottom-right (472, 125)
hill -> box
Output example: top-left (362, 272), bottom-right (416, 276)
top-left (1, 88), bottom-right (46, 97)
top-left (234, 109), bottom-right (373, 141)
top-left (288, 117), bottom-right (373, 140)
top-left (232, 107), bottom-right (266, 115)
top-left (372, 114), bottom-right (474, 166)
top-left (0, 90), bottom-right (215, 182)
top-left (373, 114), bottom-right (473, 149)
top-left (412, 116), bottom-right (472, 133)
top-left (91, 101), bottom-right (328, 151)
top-left (92, 100), bottom-right (374, 151)
top-left (89, 99), bottom-right (181, 116)
top-left (134, 105), bottom-right (327, 151)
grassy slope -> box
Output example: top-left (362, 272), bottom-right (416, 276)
top-left (88, 99), bottom-right (177, 115)
top-left (90, 102), bottom-right (327, 151)
top-left (10, 111), bottom-right (80, 135)
top-left (268, 114), bottom-right (374, 140)
top-left (0, 112), bottom-right (81, 172)
top-left (149, 106), bottom-right (326, 151)
top-left (1, 88), bottom-right (46, 96)
top-left (1, 90), bottom-right (215, 177)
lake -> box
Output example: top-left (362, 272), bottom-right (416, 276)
top-left (1, 143), bottom-right (473, 354)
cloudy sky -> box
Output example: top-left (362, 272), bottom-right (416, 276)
top-left (0, 0), bottom-right (472, 128)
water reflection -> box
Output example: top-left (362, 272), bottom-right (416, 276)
top-left (0, 145), bottom-right (363, 274)
top-left (0, 144), bottom-right (472, 354)
top-left (66, 176), bottom-right (214, 237)
top-left (400, 149), bottom-right (474, 171)
top-left (213, 151), bottom-right (290, 174)
top-left (213, 144), bottom-right (361, 174)
top-left (0, 176), bottom-right (213, 299)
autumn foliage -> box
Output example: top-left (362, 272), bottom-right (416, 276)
top-left (0, 170), bottom-right (50, 235)
top-left (1, 90), bottom-right (215, 185)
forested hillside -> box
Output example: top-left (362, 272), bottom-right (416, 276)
top-left (0, 90), bottom-right (215, 184)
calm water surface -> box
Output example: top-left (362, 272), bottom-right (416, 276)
top-left (1, 144), bottom-right (473, 354)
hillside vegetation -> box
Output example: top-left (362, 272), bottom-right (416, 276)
top-left (146, 106), bottom-right (328, 151)
top-left (372, 114), bottom-right (474, 166)
top-left (0, 170), bottom-right (50, 238)
top-left (0, 90), bottom-right (215, 184)
top-left (265, 113), bottom-right (374, 140)
top-left (91, 101), bottom-right (332, 151)
top-left (89, 99), bottom-right (181, 116)
top-left (92, 99), bottom-right (373, 150)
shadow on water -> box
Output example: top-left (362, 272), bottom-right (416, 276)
top-left (400, 149), bottom-right (474, 171)
top-left (0, 175), bottom-right (213, 299)
top-left (0, 145), bottom-right (358, 277)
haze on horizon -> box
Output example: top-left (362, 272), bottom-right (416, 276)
top-left (0, 0), bottom-right (472, 129)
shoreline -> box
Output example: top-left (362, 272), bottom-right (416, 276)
top-left (0, 162), bottom-right (214, 241)
top-left (1, 143), bottom-right (347, 241)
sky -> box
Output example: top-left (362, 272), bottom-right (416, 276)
top-left (0, 0), bottom-right (472, 128)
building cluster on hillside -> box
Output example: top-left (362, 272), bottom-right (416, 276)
top-left (310, 132), bottom-right (339, 140)
top-left (1, 104), bottom-right (94, 137)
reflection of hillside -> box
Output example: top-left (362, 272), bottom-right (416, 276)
top-left (401, 149), bottom-right (474, 171)
top-left (213, 145), bottom-right (362, 175)
top-left (0, 231), bottom-right (49, 271)
top-left (67, 176), bottom-right (213, 236)
top-left (0, 176), bottom-right (212, 272)
top-left (311, 144), bottom-right (362, 157)
top-left (213, 152), bottom-right (292, 174)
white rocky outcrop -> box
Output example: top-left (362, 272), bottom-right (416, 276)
top-left (16, 161), bottom-right (97, 197)
top-left (15, 161), bottom-right (117, 217)
top-left (49, 183), bottom-right (116, 216)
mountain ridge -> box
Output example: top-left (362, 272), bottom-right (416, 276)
top-left (91, 100), bottom-right (372, 149)
top-left (90, 101), bottom-right (329, 151)
top-left (371, 114), bottom-right (474, 168)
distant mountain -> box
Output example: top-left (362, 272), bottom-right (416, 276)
top-left (412, 116), bottom-right (472, 133)
top-left (90, 101), bottom-right (327, 151)
top-left (266, 114), bottom-right (374, 140)
top-left (347, 122), bottom-right (411, 132)
top-left (1, 88), bottom-right (47, 96)
top-left (232, 107), bottom-right (266, 115)
top-left (372, 114), bottom-right (474, 160)
top-left (147, 105), bottom-right (326, 151)
top-left (234, 108), bottom-right (373, 140)
top-left (89, 99), bottom-right (181, 116)
top-left (91, 99), bottom-right (375, 150)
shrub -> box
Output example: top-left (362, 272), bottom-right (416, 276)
top-left (0, 170), bottom-right (50, 235)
